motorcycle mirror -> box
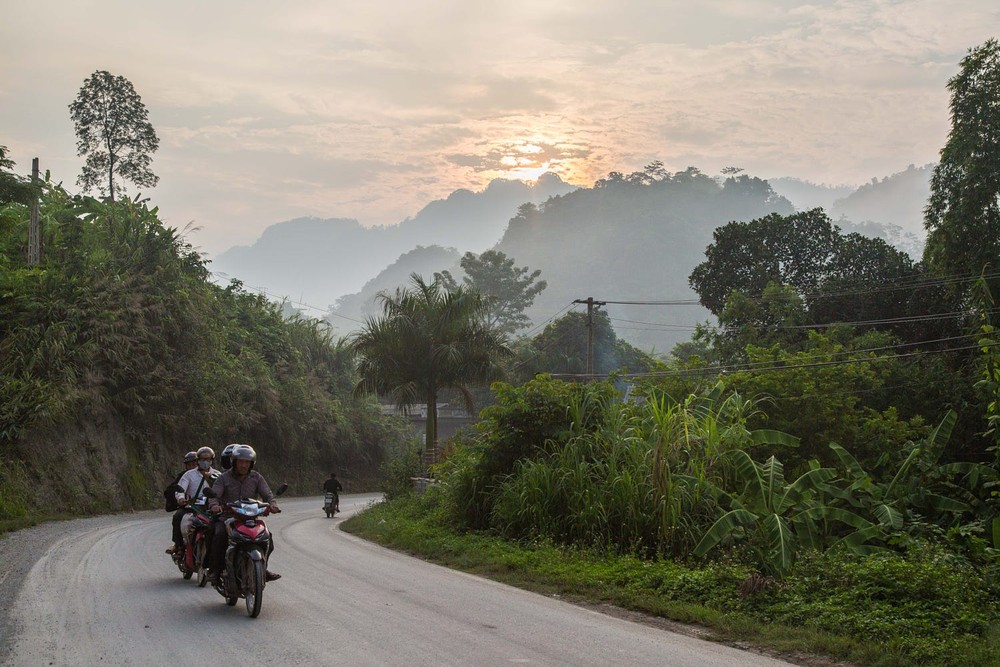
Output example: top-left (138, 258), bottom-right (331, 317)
top-left (275, 483), bottom-right (289, 497)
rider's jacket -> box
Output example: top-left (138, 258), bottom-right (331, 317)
top-left (208, 469), bottom-right (275, 509)
top-left (323, 478), bottom-right (343, 493)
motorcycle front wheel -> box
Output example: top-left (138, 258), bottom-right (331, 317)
top-left (196, 542), bottom-right (208, 587)
top-left (245, 556), bottom-right (264, 618)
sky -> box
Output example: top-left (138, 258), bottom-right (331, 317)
top-left (2, 1), bottom-right (999, 255)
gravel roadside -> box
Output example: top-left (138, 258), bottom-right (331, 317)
top-left (0, 511), bottom-right (161, 664)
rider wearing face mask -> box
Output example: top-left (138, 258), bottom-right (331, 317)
top-left (174, 447), bottom-right (221, 554)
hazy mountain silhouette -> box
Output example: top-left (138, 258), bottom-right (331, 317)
top-left (830, 164), bottom-right (933, 238)
top-left (221, 163), bottom-right (933, 354)
top-left (211, 174), bottom-right (575, 310)
top-left (328, 168), bottom-right (798, 353)
top-left (768, 177), bottom-right (855, 212)
top-left (329, 245), bottom-right (461, 335)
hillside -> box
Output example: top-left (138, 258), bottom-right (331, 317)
top-left (328, 169), bottom-right (797, 354)
top-left (211, 175), bottom-right (575, 311)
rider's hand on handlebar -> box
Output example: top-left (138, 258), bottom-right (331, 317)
top-left (210, 505), bottom-right (222, 514)
top-left (269, 502), bottom-right (280, 513)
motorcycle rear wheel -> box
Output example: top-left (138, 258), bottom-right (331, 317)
top-left (245, 557), bottom-right (264, 618)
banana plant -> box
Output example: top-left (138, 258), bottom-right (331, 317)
top-left (823, 410), bottom-right (999, 540)
top-left (693, 451), bottom-right (874, 577)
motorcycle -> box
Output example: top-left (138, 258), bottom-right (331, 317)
top-left (183, 505), bottom-right (214, 587)
top-left (204, 483), bottom-right (287, 618)
top-left (323, 491), bottom-right (338, 518)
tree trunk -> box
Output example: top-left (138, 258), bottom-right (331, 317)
top-left (424, 390), bottom-right (437, 466)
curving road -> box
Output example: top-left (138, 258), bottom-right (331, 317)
top-left (1, 495), bottom-right (795, 666)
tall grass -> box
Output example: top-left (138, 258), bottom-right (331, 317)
top-left (490, 384), bottom-right (767, 557)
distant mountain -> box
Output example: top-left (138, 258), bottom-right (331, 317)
top-left (492, 173), bottom-right (797, 353)
top-left (830, 163), bottom-right (933, 238)
top-left (768, 165), bottom-right (933, 258)
top-left (329, 245), bottom-right (461, 335)
top-left (768, 177), bottom-right (855, 212)
top-left (329, 171), bottom-right (798, 353)
top-left (211, 174), bottom-right (576, 310)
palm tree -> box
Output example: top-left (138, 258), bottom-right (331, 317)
top-left (351, 274), bottom-right (512, 459)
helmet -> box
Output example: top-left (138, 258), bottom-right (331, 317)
top-left (220, 444), bottom-right (238, 470)
top-left (231, 444), bottom-right (257, 470)
top-left (196, 446), bottom-right (215, 460)
top-left (183, 451), bottom-right (198, 463)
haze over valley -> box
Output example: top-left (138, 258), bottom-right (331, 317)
top-left (211, 162), bottom-right (933, 353)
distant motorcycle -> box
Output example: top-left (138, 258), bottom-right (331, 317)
top-left (323, 491), bottom-right (338, 518)
top-left (204, 483), bottom-right (287, 618)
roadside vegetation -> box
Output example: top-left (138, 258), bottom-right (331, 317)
top-left (0, 142), bottom-right (411, 520)
top-left (350, 40), bottom-right (1000, 667)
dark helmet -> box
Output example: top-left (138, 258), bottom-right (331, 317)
top-left (231, 444), bottom-right (257, 471)
top-left (183, 451), bottom-right (198, 463)
top-left (220, 444), bottom-right (238, 470)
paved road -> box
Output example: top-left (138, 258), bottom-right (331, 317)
top-left (2, 494), bottom-right (795, 666)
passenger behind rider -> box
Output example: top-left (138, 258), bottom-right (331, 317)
top-left (165, 451), bottom-right (199, 555)
top-left (174, 446), bottom-right (221, 556)
top-left (206, 444), bottom-right (281, 582)
top-left (219, 443), bottom-right (238, 472)
top-left (323, 471), bottom-right (343, 512)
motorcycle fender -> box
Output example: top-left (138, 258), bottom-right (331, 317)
top-left (248, 549), bottom-right (263, 562)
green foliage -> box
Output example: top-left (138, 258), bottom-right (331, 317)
top-left (348, 495), bottom-right (1000, 667)
top-left (925, 38), bottom-right (1000, 301)
top-left (511, 310), bottom-right (660, 383)
top-left (0, 178), bottom-right (405, 515)
top-left (351, 273), bottom-right (512, 450)
top-left (379, 443), bottom-right (423, 501)
top-left (436, 249), bottom-right (547, 337)
top-left (443, 376), bottom-right (616, 528)
top-left (69, 71), bottom-right (159, 202)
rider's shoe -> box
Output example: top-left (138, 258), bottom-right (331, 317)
top-left (265, 570), bottom-right (282, 582)
top-left (165, 545), bottom-right (178, 554)
top-left (207, 571), bottom-right (220, 584)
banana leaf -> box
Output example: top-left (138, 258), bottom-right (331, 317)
top-left (693, 508), bottom-right (757, 557)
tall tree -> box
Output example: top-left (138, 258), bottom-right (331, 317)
top-left (924, 39), bottom-right (1000, 301)
top-left (436, 250), bottom-right (547, 337)
top-left (351, 274), bottom-right (511, 452)
top-left (69, 70), bottom-right (159, 202)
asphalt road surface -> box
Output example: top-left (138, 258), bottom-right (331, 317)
top-left (1, 494), bottom-right (795, 666)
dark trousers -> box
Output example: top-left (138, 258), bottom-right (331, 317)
top-left (171, 508), bottom-right (187, 548)
top-left (208, 518), bottom-right (275, 573)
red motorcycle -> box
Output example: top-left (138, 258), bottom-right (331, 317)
top-left (204, 483), bottom-right (287, 618)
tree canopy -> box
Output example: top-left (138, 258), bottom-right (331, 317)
top-left (69, 70), bottom-right (159, 202)
top-left (351, 274), bottom-right (511, 452)
top-left (435, 250), bottom-right (547, 337)
top-left (924, 38), bottom-right (1000, 304)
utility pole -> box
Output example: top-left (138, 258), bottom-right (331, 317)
top-left (573, 297), bottom-right (606, 379)
top-left (27, 158), bottom-right (40, 265)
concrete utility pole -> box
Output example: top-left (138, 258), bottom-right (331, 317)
top-left (573, 297), bottom-right (606, 379)
top-left (27, 158), bottom-right (40, 265)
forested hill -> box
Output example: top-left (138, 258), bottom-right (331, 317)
top-left (493, 168), bottom-right (796, 352)
top-left (212, 174), bottom-right (575, 310)
top-left (0, 174), bottom-right (412, 522)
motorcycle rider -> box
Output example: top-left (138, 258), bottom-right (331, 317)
top-left (175, 447), bottom-right (221, 556)
top-left (323, 471), bottom-right (343, 513)
top-left (206, 444), bottom-right (281, 582)
top-left (165, 451), bottom-right (199, 555)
